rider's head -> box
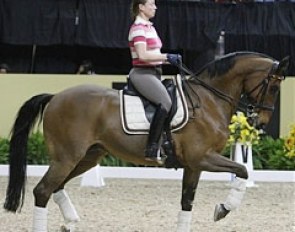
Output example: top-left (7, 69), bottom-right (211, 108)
top-left (130, 0), bottom-right (157, 21)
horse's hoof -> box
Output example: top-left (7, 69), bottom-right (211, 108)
top-left (60, 221), bottom-right (78, 232)
top-left (60, 226), bottom-right (69, 232)
top-left (214, 204), bottom-right (230, 222)
top-left (60, 225), bottom-right (71, 232)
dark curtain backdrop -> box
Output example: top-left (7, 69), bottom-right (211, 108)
top-left (0, 1), bottom-right (294, 75)
top-left (225, 2), bottom-right (295, 73)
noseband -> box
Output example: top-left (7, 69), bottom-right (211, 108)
top-left (238, 60), bottom-right (285, 118)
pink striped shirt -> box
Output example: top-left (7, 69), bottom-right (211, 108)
top-left (128, 16), bottom-right (163, 66)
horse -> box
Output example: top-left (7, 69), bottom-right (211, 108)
top-left (4, 52), bottom-right (289, 232)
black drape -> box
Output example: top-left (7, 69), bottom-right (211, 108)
top-left (75, 0), bottom-right (131, 47)
top-left (225, 2), bottom-right (295, 73)
top-left (0, 1), bottom-right (294, 74)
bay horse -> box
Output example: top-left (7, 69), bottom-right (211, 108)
top-left (4, 52), bottom-right (289, 232)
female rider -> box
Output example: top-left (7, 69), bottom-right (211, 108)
top-left (128, 0), bottom-right (181, 163)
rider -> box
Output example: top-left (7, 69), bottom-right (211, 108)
top-left (128, 0), bottom-right (181, 163)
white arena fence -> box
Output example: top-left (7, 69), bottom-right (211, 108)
top-left (0, 165), bottom-right (294, 184)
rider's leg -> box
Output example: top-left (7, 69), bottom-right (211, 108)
top-left (145, 104), bottom-right (168, 161)
top-left (129, 67), bottom-right (172, 162)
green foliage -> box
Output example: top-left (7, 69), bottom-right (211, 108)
top-left (100, 155), bottom-right (135, 167)
top-left (0, 132), bottom-right (49, 165)
top-left (0, 137), bottom-right (9, 164)
top-left (0, 133), bottom-right (294, 169)
top-left (0, 132), bottom-right (133, 166)
top-left (26, 131), bottom-right (49, 165)
top-left (252, 136), bottom-right (295, 170)
top-left (223, 135), bottom-right (295, 170)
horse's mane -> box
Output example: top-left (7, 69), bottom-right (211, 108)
top-left (190, 51), bottom-right (274, 80)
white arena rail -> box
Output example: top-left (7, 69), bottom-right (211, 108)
top-left (0, 165), bottom-right (294, 187)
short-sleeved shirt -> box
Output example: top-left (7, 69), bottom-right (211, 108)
top-left (128, 16), bottom-right (163, 67)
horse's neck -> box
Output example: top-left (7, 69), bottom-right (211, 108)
top-left (209, 74), bottom-right (243, 100)
top-left (193, 74), bottom-right (244, 121)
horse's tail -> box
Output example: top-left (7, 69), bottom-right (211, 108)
top-left (4, 94), bottom-right (54, 213)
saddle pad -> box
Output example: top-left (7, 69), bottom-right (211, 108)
top-left (120, 75), bottom-right (189, 135)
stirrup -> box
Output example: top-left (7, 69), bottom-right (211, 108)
top-left (144, 155), bottom-right (167, 165)
top-left (145, 155), bottom-right (167, 162)
top-left (145, 144), bottom-right (167, 164)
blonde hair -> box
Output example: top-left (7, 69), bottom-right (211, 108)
top-left (130, 0), bottom-right (147, 21)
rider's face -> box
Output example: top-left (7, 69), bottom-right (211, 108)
top-left (140, 0), bottom-right (157, 19)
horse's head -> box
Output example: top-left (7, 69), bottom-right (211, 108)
top-left (241, 55), bottom-right (290, 129)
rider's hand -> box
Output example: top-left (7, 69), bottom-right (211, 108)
top-left (167, 54), bottom-right (182, 66)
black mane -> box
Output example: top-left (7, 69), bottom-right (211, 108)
top-left (190, 52), bottom-right (274, 79)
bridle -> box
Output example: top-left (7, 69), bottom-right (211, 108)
top-left (237, 60), bottom-right (285, 119)
top-left (175, 59), bottom-right (285, 119)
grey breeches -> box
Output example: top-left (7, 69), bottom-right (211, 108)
top-left (129, 67), bottom-right (172, 113)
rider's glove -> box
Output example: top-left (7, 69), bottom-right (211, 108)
top-left (167, 54), bottom-right (182, 66)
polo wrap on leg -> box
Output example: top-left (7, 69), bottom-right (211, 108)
top-left (176, 210), bottom-right (192, 232)
top-left (224, 177), bottom-right (247, 211)
top-left (53, 189), bottom-right (80, 223)
top-left (32, 206), bottom-right (48, 232)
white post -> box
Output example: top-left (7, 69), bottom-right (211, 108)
top-left (231, 143), bottom-right (257, 188)
top-left (80, 165), bottom-right (105, 187)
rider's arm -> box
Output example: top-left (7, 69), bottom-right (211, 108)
top-left (134, 43), bottom-right (168, 63)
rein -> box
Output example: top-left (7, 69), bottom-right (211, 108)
top-left (175, 59), bottom-right (283, 118)
top-left (176, 61), bottom-right (235, 116)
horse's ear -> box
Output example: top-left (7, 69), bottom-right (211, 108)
top-left (276, 56), bottom-right (290, 76)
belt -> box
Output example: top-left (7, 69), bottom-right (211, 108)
top-left (133, 65), bottom-right (162, 68)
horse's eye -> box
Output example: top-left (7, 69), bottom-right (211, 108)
top-left (269, 85), bottom-right (279, 95)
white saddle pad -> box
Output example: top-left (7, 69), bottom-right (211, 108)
top-left (120, 75), bottom-right (189, 135)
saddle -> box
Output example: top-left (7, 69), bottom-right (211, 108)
top-left (119, 75), bottom-right (189, 135)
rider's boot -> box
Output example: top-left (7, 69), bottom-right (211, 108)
top-left (162, 138), bottom-right (175, 157)
top-left (161, 109), bottom-right (175, 157)
top-left (162, 129), bottom-right (181, 169)
top-left (145, 104), bottom-right (168, 163)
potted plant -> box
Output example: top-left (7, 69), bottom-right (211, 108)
top-left (227, 111), bottom-right (262, 187)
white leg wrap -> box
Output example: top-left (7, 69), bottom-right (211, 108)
top-left (53, 189), bottom-right (80, 223)
top-left (176, 210), bottom-right (192, 232)
top-left (32, 206), bottom-right (48, 232)
top-left (224, 177), bottom-right (247, 211)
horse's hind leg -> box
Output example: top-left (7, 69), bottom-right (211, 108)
top-left (32, 160), bottom-right (78, 232)
top-left (56, 145), bottom-right (107, 189)
top-left (176, 168), bottom-right (201, 232)
top-left (53, 145), bottom-right (108, 231)
top-left (199, 153), bottom-right (248, 222)
top-left (32, 136), bottom-right (90, 232)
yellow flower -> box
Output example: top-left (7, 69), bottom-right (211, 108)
top-left (240, 117), bottom-right (247, 125)
top-left (227, 111), bottom-right (261, 145)
top-left (241, 129), bottom-right (250, 137)
top-left (284, 124), bottom-right (295, 158)
top-left (231, 115), bottom-right (238, 123)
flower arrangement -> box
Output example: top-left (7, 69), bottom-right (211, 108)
top-left (228, 111), bottom-right (261, 146)
top-left (284, 124), bottom-right (295, 158)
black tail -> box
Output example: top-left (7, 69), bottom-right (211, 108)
top-left (4, 94), bottom-right (54, 212)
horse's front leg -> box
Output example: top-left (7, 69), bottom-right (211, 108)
top-left (177, 167), bottom-right (201, 232)
top-left (199, 153), bottom-right (248, 222)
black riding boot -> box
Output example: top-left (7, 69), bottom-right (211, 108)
top-left (161, 122), bottom-right (181, 168)
top-left (145, 104), bottom-right (168, 162)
